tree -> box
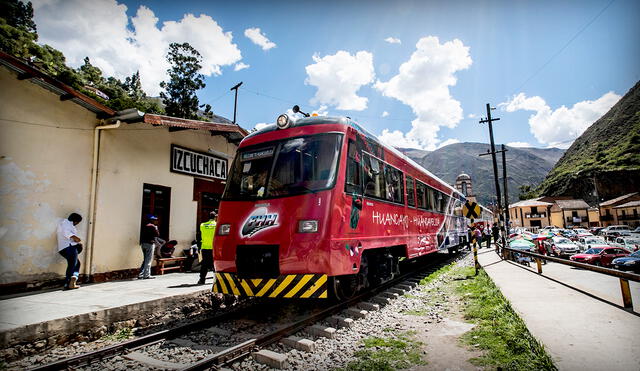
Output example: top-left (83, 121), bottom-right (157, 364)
top-left (0, 0), bottom-right (36, 33)
top-left (159, 42), bottom-right (206, 120)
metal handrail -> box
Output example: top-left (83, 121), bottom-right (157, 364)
top-left (499, 245), bottom-right (639, 310)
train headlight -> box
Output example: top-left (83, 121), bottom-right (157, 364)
top-left (219, 224), bottom-right (231, 235)
top-left (298, 220), bottom-right (318, 233)
top-left (276, 114), bottom-right (291, 129)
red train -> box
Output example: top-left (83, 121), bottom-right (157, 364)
top-left (213, 112), bottom-right (488, 299)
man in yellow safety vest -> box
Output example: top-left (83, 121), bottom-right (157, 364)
top-left (198, 211), bottom-right (217, 285)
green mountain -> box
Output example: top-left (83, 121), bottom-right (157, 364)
top-left (399, 144), bottom-right (565, 206)
top-left (537, 80), bottom-right (640, 203)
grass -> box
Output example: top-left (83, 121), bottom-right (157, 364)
top-left (100, 327), bottom-right (134, 341)
top-left (419, 264), bottom-right (453, 285)
top-left (340, 331), bottom-right (426, 371)
top-left (454, 267), bottom-right (557, 370)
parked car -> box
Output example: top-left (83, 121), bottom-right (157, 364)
top-left (612, 250), bottom-right (640, 273)
top-left (570, 247), bottom-right (630, 267)
top-left (561, 229), bottom-right (577, 240)
top-left (631, 226), bottom-right (640, 236)
top-left (573, 228), bottom-right (590, 235)
top-left (590, 227), bottom-right (605, 236)
top-left (548, 236), bottom-right (580, 258)
top-left (576, 236), bottom-right (608, 252)
top-left (611, 236), bottom-right (640, 252)
top-left (602, 225), bottom-right (632, 240)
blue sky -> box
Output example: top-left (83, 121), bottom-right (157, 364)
top-left (32, 0), bottom-right (640, 150)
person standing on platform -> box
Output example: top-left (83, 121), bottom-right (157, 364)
top-left (484, 225), bottom-right (492, 249)
top-left (198, 211), bottom-right (217, 285)
top-left (138, 215), bottom-right (159, 279)
top-left (57, 213), bottom-right (83, 290)
top-left (491, 223), bottom-right (500, 247)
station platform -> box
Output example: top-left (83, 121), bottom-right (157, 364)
top-left (477, 247), bottom-right (640, 371)
top-left (0, 272), bottom-right (212, 347)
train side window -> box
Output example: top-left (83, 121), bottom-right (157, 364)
top-left (406, 175), bottom-right (415, 207)
top-left (425, 186), bottom-right (435, 211)
top-left (344, 140), bottom-right (361, 194)
top-left (416, 181), bottom-right (427, 209)
top-left (364, 154), bottom-right (385, 199)
top-left (384, 164), bottom-right (404, 204)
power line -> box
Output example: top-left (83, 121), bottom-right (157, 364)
top-left (512, 0), bottom-right (616, 94)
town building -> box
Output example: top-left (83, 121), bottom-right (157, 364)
top-left (454, 173), bottom-right (476, 203)
top-left (613, 200), bottom-right (640, 228)
top-left (599, 193), bottom-right (640, 226)
top-left (0, 51), bottom-right (247, 292)
top-left (508, 198), bottom-right (553, 229)
top-left (548, 199), bottom-right (593, 228)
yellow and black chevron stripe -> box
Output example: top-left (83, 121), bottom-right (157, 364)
top-left (213, 272), bottom-right (328, 299)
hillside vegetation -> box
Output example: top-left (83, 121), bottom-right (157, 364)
top-left (538, 80), bottom-right (640, 201)
top-left (400, 144), bottom-right (564, 205)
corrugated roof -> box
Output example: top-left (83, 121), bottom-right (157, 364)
top-left (554, 199), bottom-right (590, 210)
top-left (600, 192), bottom-right (638, 206)
top-left (143, 114), bottom-right (248, 141)
top-left (509, 199), bottom-right (553, 208)
top-left (614, 200), bottom-right (640, 209)
top-left (0, 51), bottom-right (116, 117)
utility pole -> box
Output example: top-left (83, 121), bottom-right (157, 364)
top-left (479, 103), bottom-right (504, 247)
top-left (230, 82), bottom-right (243, 124)
top-left (502, 144), bottom-right (510, 233)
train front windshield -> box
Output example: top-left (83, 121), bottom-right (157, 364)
top-left (224, 133), bottom-right (343, 200)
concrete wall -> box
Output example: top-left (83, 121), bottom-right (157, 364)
top-left (0, 66), bottom-right (239, 286)
top-left (0, 68), bottom-right (95, 284)
top-left (90, 124), bottom-right (236, 274)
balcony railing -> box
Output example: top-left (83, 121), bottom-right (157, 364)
top-left (600, 215), bottom-right (614, 221)
top-left (566, 216), bottom-right (589, 223)
top-left (525, 213), bottom-right (546, 219)
top-left (618, 214), bottom-right (640, 221)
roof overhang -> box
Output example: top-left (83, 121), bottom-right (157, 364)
top-left (0, 51), bottom-right (116, 118)
top-left (143, 114), bottom-right (248, 143)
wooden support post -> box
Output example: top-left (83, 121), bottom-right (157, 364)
top-left (536, 258), bottom-right (543, 274)
top-left (620, 278), bottom-right (633, 310)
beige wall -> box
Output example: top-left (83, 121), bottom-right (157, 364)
top-left (0, 68), bottom-right (96, 283)
top-left (509, 206), bottom-right (550, 228)
top-left (0, 67), bottom-right (239, 285)
top-left (90, 124), bottom-right (237, 274)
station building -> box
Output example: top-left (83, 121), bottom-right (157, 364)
top-left (0, 52), bottom-right (247, 292)
top-left (509, 197), bottom-right (600, 229)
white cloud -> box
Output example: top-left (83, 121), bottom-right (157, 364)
top-left (437, 138), bottom-right (460, 149)
top-left (382, 111), bottom-right (389, 117)
top-left (384, 37), bottom-right (401, 44)
top-left (467, 113), bottom-right (477, 119)
top-left (33, 0), bottom-right (242, 96)
top-left (506, 141), bottom-right (532, 148)
top-left (378, 129), bottom-right (423, 149)
top-left (244, 27), bottom-right (276, 51)
top-left (234, 62), bottom-right (250, 71)
top-left (313, 105), bottom-right (329, 116)
top-left (305, 50), bottom-right (375, 111)
top-left (500, 92), bottom-right (621, 148)
top-left (374, 36), bottom-right (472, 150)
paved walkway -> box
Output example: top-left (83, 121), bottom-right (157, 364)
top-left (477, 247), bottom-right (640, 371)
top-left (0, 272), bottom-right (212, 346)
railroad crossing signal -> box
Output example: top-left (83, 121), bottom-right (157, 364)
top-left (463, 201), bottom-right (481, 219)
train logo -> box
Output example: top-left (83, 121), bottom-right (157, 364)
top-left (241, 207), bottom-right (279, 237)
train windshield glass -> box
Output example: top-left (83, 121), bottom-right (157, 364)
top-left (224, 133), bottom-right (342, 200)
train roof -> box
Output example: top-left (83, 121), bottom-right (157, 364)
top-left (244, 115), bottom-right (465, 200)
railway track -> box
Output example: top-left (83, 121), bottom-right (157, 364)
top-left (27, 252), bottom-right (460, 371)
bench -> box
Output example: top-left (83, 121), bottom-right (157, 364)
top-left (154, 257), bottom-right (187, 275)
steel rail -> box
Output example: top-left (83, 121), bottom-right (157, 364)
top-left (27, 304), bottom-right (255, 371)
top-left (181, 253), bottom-right (454, 371)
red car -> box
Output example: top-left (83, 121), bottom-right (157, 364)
top-left (570, 246), bottom-right (630, 267)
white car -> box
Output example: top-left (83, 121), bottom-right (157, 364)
top-left (549, 237), bottom-right (581, 258)
top-left (611, 236), bottom-right (640, 252)
top-left (576, 236), bottom-right (608, 252)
